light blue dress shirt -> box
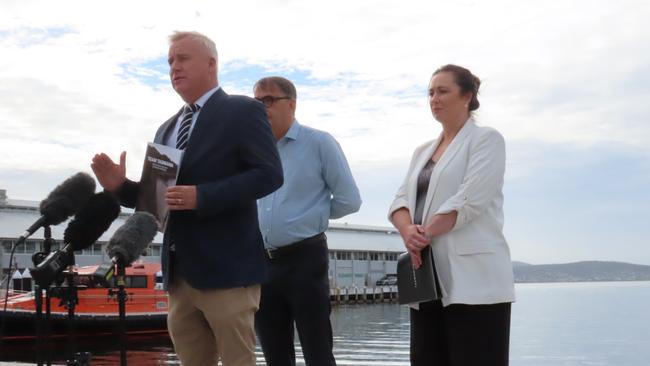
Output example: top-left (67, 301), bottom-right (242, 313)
top-left (258, 121), bottom-right (362, 249)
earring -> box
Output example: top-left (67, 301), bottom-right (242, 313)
top-left (464, 103), bottom-right (469, 108)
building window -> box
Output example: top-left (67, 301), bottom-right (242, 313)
top-left (1, 240), bottom-right (13, 253)
top-left (336, 251), bottom-right (351, 260)
top-left (126, 275), bottom-right (148, 288)
top-left (93, 243), bottom-right (103, 255)
top-left (25, 240), bottom-right (38, 253)
top-left (355, 252), bottom-right (368, 260)
top-left (109, 275), bottom-right (148, 289)
top-left (150, 245), bottom-right (162, 256)
top-left (14, 242), bottom-right (26, 253)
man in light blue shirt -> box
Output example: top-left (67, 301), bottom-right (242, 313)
top-left (254, 76), bottom-right (361, 366)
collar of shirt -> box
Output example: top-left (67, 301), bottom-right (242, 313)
top-left (165, 85), bottom-right (221, 147)
top-left (194, 85), bottom-right (221, 109)
top-left (279, 119), bottom-right (301, 145)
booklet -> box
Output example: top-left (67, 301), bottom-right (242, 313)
top-left (135, 142), bottom-right (183, 232)
top-left (396, 246), bottom-right (438, 305)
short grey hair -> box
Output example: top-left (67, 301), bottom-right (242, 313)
top-left (254, 76), bottom-right (297, 100)
top-left (169, 31), bottom-right (218, 61)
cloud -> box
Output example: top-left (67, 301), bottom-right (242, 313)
top-left (3, 1), bottom-right (649, 157)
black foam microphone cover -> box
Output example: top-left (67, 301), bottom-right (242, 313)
top-left (63, 192), bottom-right (121, 251)
top-left (39, 172), bottom-right (96, 226)
top-left (106, 212), bottom-right (158, 265)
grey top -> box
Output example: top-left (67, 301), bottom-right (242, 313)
top-left (413, 159), bottom-right (435, 226)
top-left (412, 158), bottom-right (441, 300)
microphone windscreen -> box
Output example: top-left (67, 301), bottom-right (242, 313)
top-left (63, 192), bottom-right (121, 251)
top-left (106, 212), bottom-right (158, 264)
top-left (39, 172), bottom-right (96, 226)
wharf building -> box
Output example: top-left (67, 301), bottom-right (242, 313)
top-left (0, 189), bottom-right (404, 289)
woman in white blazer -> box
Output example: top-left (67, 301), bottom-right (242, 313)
top-left (389, 64), bottom-right (515, 366)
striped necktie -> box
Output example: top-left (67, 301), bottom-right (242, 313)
top-left (175, 103), bottom-right (199, 150)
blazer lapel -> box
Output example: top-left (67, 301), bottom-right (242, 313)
top-left (421, 119), bottom-right (477, 218)
top-left (155, 111), bottom-right (182, 144)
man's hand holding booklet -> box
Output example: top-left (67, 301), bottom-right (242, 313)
top-left (135, 142), bottom-right (183, 232)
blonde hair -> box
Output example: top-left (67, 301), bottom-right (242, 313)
top-left (169, 31), bottom-right (218, 61)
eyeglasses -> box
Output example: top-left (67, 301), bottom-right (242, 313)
top-left (255, 95), bottom-right (292, 107)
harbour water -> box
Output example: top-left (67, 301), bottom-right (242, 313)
top-left (1, 281), bottom-right (649, 365)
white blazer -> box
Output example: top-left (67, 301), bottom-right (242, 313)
top-left (389, 119), bottom-right (515, 306)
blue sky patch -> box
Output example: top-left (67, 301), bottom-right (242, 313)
top-left (121, 57), bottom-right (345, 92)
top-left (119, 58), bottom-right (169, 89)
top-left (2, 26), bottom-right (75, 47)
top-left (220, 61), bottom-right (322, 87)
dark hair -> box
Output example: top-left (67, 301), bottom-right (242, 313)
top-left (254, 76), bottom-right (297, 100)
top-left (432, 64), bottom-right (481, 111)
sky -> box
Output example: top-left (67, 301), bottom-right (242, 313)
top-left (1, 0), bottom-right (649, 265)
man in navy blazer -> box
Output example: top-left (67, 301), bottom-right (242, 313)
top-left (91, 31), bottom-right (283, 366)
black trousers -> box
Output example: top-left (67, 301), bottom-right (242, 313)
top-left (255, 234), bottom-right (336, 366)
top-left (410, 300), bottom-right (511, 366)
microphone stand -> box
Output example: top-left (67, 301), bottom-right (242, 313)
top-left (61, 259), bottom-right (79, 363)
top-left (34, 240), bottom-right (44, 366)
top-left (34, 226), bottom-right (55, 366)
top-left (116, 261), bottom-right (128, 366)
top-left (45, 285), bottom-right (53, 366)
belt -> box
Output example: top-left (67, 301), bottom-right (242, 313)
top-left (265, 233), bottom-right (326, 260)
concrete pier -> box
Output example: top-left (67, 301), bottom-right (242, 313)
top-left (330, 285), bottom-right (398, 305)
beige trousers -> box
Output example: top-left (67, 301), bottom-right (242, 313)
top-left (167, 277), bottom-right (261, 366)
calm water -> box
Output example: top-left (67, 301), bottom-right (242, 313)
top-left (1, 281), bottom-right (649, 365)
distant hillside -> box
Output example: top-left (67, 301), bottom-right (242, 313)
top-left (513, 261), bottom-right (650, 283)
top-left (511, 261), bottom-right (532, 268)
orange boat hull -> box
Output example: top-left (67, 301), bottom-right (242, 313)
top-left (1, 262), bottom-right (169, 341)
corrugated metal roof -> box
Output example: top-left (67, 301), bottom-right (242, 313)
top-left (0, 202), bottom-right (163, 243)
top-left (0, 196), bottom-right (403, 252)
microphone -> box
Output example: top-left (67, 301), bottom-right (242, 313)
top-left (106, 212), bottom-right (158, 265)
top-left (63, 192), bottom-right (122, 251)
top-left (30, 192), bottom-right (121, 287)
top-left (16, 172), bottom-right (96, 246)
top-left (93, 213), bottom-right (158, 285)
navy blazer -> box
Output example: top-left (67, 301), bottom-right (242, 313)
top-left (116, 88), bottom-right (283, 289)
